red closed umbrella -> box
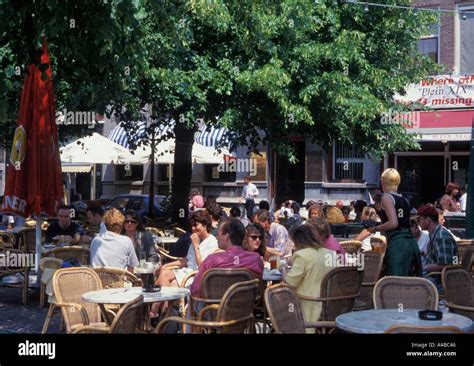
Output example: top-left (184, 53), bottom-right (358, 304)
top-left (2, 38), bottom-right (63, 273)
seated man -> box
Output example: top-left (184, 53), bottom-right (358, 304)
top-left (190, 218), bottom-right (264, 298)
top-left (45, 205), bottom-right (84, 243)
top-left (90, 208), bottom-right (138, 272)
top-left (81, 204), bottom-right (105, 244)
top-left (417, 204), bottom-right (458, 291)
top-left (253, 209), bottom-right (291, 257)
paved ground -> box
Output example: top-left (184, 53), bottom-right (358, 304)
top-left (0, 286), bottom-right (62, 334)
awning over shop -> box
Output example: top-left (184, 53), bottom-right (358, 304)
top-left (405, 109), bottom-right (474, 141)
top-left (108, 120), bottom-right (231, 150)
top-left (61, 162), bottom-right (93, 173)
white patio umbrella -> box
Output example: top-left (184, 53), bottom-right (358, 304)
top-left (116, 138), bottom-right (232, 164)
top-left (60, 132), bottom-right (136, 164)
top-left (60, 133), bottom-right (138, 200)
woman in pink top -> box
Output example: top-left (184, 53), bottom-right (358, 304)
top-left (189, 188), bottom-right (204, 210)
top-left (307, 217), bottom-right (346, 256)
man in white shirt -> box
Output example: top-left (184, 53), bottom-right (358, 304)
top-left (459, 186), bottom-right (467, 212)
top-left (240, 175), bottom-right (259, 220)
top-left (410, 218), bottom-right (430, 266)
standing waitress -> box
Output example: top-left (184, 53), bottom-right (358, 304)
top-left (368, 168), bottom-right (421, 276)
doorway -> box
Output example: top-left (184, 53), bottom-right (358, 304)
top-left (275, 140), bottom-right (305, 205)
top-left (396, 155), bottom-right (445, 207)
top-left (76, 173), bottom-right (91, 200)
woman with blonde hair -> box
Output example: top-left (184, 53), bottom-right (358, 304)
top-left (367, 168), bottom-right (421, 276)
top-left (90, 208), bottom-right (139, 272)
top-left (325, 206), bottom-right (345, 224)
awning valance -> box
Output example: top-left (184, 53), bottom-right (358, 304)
top-left (61, 163), bottom-right (93, 173)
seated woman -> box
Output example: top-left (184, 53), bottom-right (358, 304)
top-left (307, 204), bottom-right (325, 220)
top-left (355, 206), bottom-right (381, 251)
top-left (242, 223), bottom-right (267, 262)
top-left (90, 208), bottom-right (139, 272)
top-left (325, 206), bottom-right (346, 225)
top-left (282, 224), bottom-right (334, 333)
top-left (307, 217), bottom-right (346, 257)
top-left (122, 209), bottom-right (159, 263)
top-left (439, 182), bottom-right (460, 212)
top-left (155, 210), bottom-right (218, 287)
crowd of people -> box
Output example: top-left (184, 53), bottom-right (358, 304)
top-left (0, 170), bottom-right (464, 331)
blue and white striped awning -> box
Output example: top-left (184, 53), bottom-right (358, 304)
top-left (108, 121), bottom-right (174, 149)
top-left (109, 120), bottom-right (231, 150)
top-left (194, 124), bottom-right (228, 147)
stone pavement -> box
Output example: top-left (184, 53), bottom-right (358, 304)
top-left (0, 286), bottom-right (62, 334)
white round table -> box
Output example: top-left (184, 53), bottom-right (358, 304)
top-left (336, 309), bottom-right (473, 333)
top-left (82, 286), bottom-right (190, 304)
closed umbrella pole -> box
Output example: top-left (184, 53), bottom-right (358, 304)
top-left (465, 117), bottom-right (474, 238)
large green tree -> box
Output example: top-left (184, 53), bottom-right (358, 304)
top-left (1, 0), bottom-right (440, 227)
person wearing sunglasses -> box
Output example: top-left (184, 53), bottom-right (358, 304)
top-left (90, 208), bottom-right (139, 273)
top-left (122, 209), bottom-right (159, 264)
top-left (242, 223), bottom-right (267, 260)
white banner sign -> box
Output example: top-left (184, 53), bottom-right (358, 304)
top-left (395, 74), bottom-right (474, 109)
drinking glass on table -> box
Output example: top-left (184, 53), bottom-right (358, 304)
top-left (139, 251), bottom-right (146, 267)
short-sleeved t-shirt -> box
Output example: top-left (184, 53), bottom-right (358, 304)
top-left (45, 221), bottom-right (84, 243)
top-left (90, 231), bottom-right (139, 269)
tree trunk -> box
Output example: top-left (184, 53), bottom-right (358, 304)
top-left (171, 120), bottom-right (196, 231)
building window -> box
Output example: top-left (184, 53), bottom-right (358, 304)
top-left (205, 165), bottom-right (236, 182)
top-left (418, 37), bottom-right (438, 63)
top-left (158, 164), bottom-right (172, 181)
top-left (459, 8), bottom-right (474, 74)
top-left (305, 148), bottom-right (323, 182)
top-left (333, 144), bottom-right (364, 182)
top-left (417, 23), bottom-right (439, 64)
top-left (250, 152), bottom-right (267, 182)
top-left (116, 164), bottom-right (143, 181)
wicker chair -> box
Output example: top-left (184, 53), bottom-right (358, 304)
top-left (0, 231), bottom-right (17, 249)
top-left (156, 279), bottom-right (259, 334)
top-left (174, 227), bottom-right (186, 238)
top-left (456, 240), bottom-right (474, 265)
top-left (0, 247), bottom-right (30, 305)
top-left (461, 247), bottom-right (474, 276)
top-left (92, 267), bottom-right (143, 322)
top-left (340, 240), bottom-right (363, 254)
top-left (39, 257), bottom-right (63, 307)
top-left (373, 276), bottom-right (439, 310)
top-left (384, 324), bottom-right (464, 334)
top-left (264, 284), bottom-right (336, 333)
top-left (43, 246), bottom-right (90, 265)
top-left (190, 268), bottom-right (256, 321)
top-left (442, 266), bottom-right (474, 320)
top-left (370, 236), bottom-right (387, 254)
top-left (73, 295), bottom-right (144, 334)
top-left (297, 266), bottom-right (361, 332)
top-left (93, 267), bottom-right (143, 288)
top-left (49, 267), bottom-right (107, 333)
top-left (146, 227), bottom-right (164, 237)
top-left (353, 251), bottom-right (384, 310)
top-left (154, 244), bottom-right (184, 266)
